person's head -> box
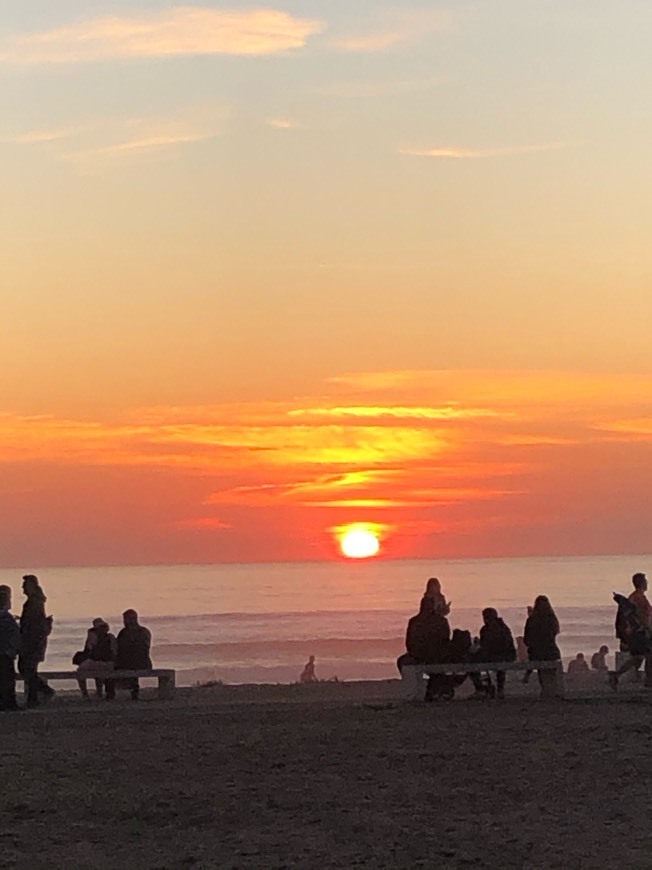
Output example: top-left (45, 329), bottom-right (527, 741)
top-left (22, 574), bottom-right (39, 596)
top-left (0, 585), bottom-right (11, 610)
top-left (425, 577), bottom-right (441, 596)
top-left (632, 572), bottom-right (647, 591)
top-left (122, 609), bottom-right (139, 628)
top-left (575, 653), bottom-right (585, 661)
top-left (93, 618), bottom-right (109, 635)
top-left (533, 595), bottom-right (553, 614)
top-left (308, 655), bottom-right (315, 664)
top-left (482, 607), bottom-right (498, 625)
top-left (599, 645), bottom-right (609, 655)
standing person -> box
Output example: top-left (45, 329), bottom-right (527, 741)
top-left (609, 573), bottom-right (652, 690)
top-left (116, 609), bottom-right (152, 700)
top-left (18, 574), bottom-right (54, 707)
top-left (523, 596), bottom-right (562, 697)
top-left (423, 577), bottom-right (451, 616)
top-left (0, 585), bottom-right (21, 712)
top-left (76, 618), bottom-right (118, 700)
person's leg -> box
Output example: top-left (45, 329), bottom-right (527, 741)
top-left (35, 669), bottom-right (54, 699)
top-left (94, 679), bottom-right (104, 698)
top-left (24, 667), bottom-right (39, 707)
top-left (78, 678), bottom-right (89, 698)
top-left (644, 654), bottom-right (652, 688)
top-left (130, 678), bottom-right (140, 700)
top-left (609, 655), bottom-right (643, 690)
top-left (496, 670), bottom-right (506, 698)
top-left (0, 655), bottom-right (19, 710)
top-left (104, 678), bottom-right (116, 701)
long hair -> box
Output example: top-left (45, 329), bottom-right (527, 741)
top-left (531, 595), bottom-right (560, 635)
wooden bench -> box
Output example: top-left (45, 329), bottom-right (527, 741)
top-left (401, 660), bottom-right (564, 700)
top-left (17, 669), bottom-right (176, 700)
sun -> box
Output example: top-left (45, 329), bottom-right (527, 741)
top-left (338, 525), bottom-right (380, 559)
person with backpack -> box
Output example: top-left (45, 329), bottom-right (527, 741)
top-left (18, 574), bottom-right (54, 707)
top-left (609, 572), bottom-right (652, 690)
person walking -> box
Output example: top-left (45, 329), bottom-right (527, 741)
top-left (116, 609), bottom-right (152, 700)
top-left (0, 585), bottom-right (21, 712)
top-left (609, 573), bottom-right (652, 690)
top-left (18, 574), bottom-right (54, 707)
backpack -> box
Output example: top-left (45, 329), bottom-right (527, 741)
top-left (613, 593), bottom-right (649, 656)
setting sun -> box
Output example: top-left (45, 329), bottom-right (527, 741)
top-left (338, 525), bottom-right (381, 559)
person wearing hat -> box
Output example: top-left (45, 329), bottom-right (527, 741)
top-left (76, 618), bottom-right (118, 700)
top-left (18, 574), bottom-right (54, 707)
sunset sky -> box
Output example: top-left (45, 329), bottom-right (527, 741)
top-left (2, 1), bottom-right (652, 567)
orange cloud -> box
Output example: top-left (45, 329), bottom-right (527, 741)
top-left (0, 8), bottom-right (325, 64)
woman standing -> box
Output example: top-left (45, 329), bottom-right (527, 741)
top-left (524, 595), bottom-right (562, 697)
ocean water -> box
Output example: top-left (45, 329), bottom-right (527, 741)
top-left (1, 555), bottom-right (649, 685)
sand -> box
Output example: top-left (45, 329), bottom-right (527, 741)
top-left (1, 676), bottom-right (651, 869)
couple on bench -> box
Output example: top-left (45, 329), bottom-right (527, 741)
top-left (397, 592), bottom-right (516, 701)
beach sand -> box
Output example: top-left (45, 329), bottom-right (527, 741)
top-left (1, 676), bottom-right (650, 869)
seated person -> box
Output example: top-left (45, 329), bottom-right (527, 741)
top-left (116, 609), bottom-right (152, 700)
top-left (567, 652), bottom-right (590, 675)
top-left (397, 597), bottom-right (451, 701)
top-left (470, 608), bottom-right (516, 699)
top-left (590, 645), bottom-right (609, 671)
top-left (300, 655), bottom-right (317, 684)
top-left (76, 618), bottom-right (118, 699)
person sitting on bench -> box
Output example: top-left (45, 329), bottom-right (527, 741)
top-left (397, 597), bottom-right (451, 701)
top-left (470, 608), bottom-right (516, 699)
top-left (116, 609), bottom-right (152, 700)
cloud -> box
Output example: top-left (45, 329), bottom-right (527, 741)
top-left (330, 9), bottom-right (452, 53)
top-left (6, 128), bottom-right (79, 145)
top-left (400, 142), bottom-right (570, 159)
top-left (0, 7), bottom-right (325, 65)
top-left (266, 117), bottom-right (301, 130)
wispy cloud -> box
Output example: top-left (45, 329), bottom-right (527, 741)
top-left (400, 142), bottom-right (570, 159)
top-left (0, 7), bottom-right (325, 65)
top-left (6, 127), bottom-right (79, 145)
top-left (330, 9), bottom-right (453, 53)
top-left (266, 117), bottom-right (301, 130)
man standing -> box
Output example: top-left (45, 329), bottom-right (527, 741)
top-left (116, 609), bottom-right (152, 700)
top-left (18, 574), bottom-right (54, 707)
top-left (0, 585), bottom-right (21, 712)
top-left (609, 572), bottom-right (652, 690)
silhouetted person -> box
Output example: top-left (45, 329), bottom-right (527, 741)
top-left (567, 653), bottom-right (589, 675)
top-left (591, 645), bottom-right (609, 671)
top-left (397, 597), bottom-right (451, 701)
top-left (300, 655), bottom-right (317, 684)
top-left (76, 618), bottom-right (118, 700)
top-left (18, 574), bottom-right (54, 707)
top-left (422, 577), bottom-right (451, 616)
top-left (610, 573), bottom-right (652, 690)
top-left (524, 595), bottom-right (561, 696)
top-left (470, 608), bottom-right (516, 699)
top-left (116, 609), bottom-right (152, 700)
top-left (0, 585), bottom-right (21, 712)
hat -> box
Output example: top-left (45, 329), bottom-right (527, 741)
top-left (92, 618), bottom-right (109, 629)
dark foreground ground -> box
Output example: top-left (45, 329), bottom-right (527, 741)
top-left (1, 680), bottom-right (651, 869)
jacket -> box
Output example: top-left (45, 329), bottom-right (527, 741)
top-left (406, 612), bottom-right (451, 663)
top-left (0, 609), bottom-right (21, 659)
top-left (479, 618), bottom-right (517, 662)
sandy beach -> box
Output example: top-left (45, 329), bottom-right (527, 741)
top-left (1, 675), bottom-right (651, 869)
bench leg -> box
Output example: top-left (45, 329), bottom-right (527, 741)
top-left (158, 673), bottom-right (175, 700)
top-left (402, 668), bottom-right (424, 701)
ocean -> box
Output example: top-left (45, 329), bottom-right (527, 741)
top-left (1, 555), bottom-right (648, 685)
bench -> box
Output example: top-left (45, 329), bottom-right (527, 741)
top-left (17, 669), bottom-right (176, 700)
top-left (401, 660), bottom-right (564, 700)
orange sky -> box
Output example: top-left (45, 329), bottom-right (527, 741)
top-left (3, 2), bottom-right (652, 566)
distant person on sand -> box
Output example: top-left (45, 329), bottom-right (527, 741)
top-left (18, 574), bottom-right (54, 707)
top-left (609, 573), bottom-right (652, 691)
top-left (567, 653), bottom-right (589, 675)
top-left (397, 596), bottom-right (451, 701)
top-left (469, 608), bottom-right (516, 699)
top-left (422, 577), bottom-right (451, 616)
top-left (76, 618), bottom-right (118, 700)
top-left (0, 585), bottom-right (21, 712)
top-left (590, 645), bottom-right (609, 671)
top-left (116, 610), bottom-right (152, 701)
top-left (300, 655), bottom-right (318, 684)
top-left (524, 596), bottom-right (561, 696)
